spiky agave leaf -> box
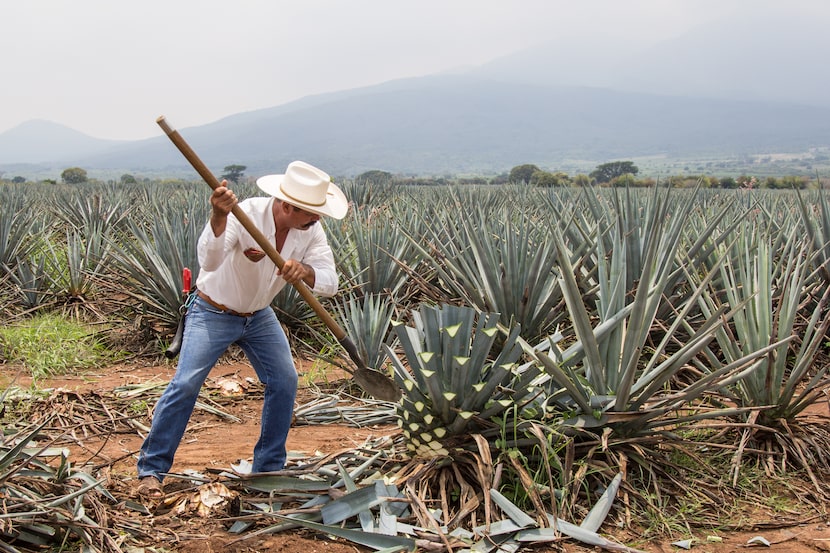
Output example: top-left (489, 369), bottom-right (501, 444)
top-left (333, 291), bottom-right (397, 373)
top-left (399, 190), bottom-right (565, 344)
top-left (0, 183), bottom-right (43, 276)
top-left (530, 185), bottom-right (771, 437)
top-left (106, 199), bottom-right (202, 330)
top-left (327, 204), bottom-right (423, 301)
top-left (692, 219), bottom-right (830, 422)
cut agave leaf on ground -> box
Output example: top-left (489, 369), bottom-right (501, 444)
top-left (581, 473), bottom-right (622, 532)
top-left (321, 481), bottom-right (388, 525)
top-left (338, 461), bottom-right (375, 532)
top-left (489, 489), bottom-right (537, 528)
top-left (272, 514), bottom-right (417, 551)
top-left (472, 518), bottom-right (524, 537)
top-left (519, 526), bottom-right (648, 553)
top-left (378, 503), bottom-right (397, 536)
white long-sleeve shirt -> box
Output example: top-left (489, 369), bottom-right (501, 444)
top-left (195, 196), bottom-right (338, 313)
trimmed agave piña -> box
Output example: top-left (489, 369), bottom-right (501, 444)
top-left (384, 303), bottom-right (541, 457)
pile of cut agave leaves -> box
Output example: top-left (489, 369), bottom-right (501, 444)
top-left (1, 384), bottom-right (644, 553)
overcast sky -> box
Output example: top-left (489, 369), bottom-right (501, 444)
top-left (3, 1), bottom-right (827, 140)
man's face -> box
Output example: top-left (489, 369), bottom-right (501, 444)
top-left (289, 204), bottom-right (320, 230)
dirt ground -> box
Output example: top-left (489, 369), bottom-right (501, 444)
top-left (3, 358), bottom-right (830, 553)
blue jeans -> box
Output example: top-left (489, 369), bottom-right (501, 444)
top-left (137, 296), bottom-right (297, 481)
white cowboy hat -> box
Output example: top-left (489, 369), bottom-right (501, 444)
top-left (256, 161), bottom-right (349, 219)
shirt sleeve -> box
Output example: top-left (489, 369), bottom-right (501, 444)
top-left (197, 214), bottom-right (240, 271)
top-left (301, 225), bottom-right (339, 297)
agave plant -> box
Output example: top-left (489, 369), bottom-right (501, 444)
top-left (796, 186), bottom-right (830, 285)
top-left (7, 247), bottom-right (55, 313)
top-left (692, 220), bottom-right (830, 422)
top-left (326, 204), bottom-right (424, 303)
top-left (107, 199), bottom-right (202, 331)
top-left (0, 184), bottom-right (42, 279)
top-left (42, 228), bottom-right (113, 319)
top-left (333, 291), bottom-right (397, 373)
top-left (402, 192), bottom-right (565, 344)
top-left (527, 186), bottom-right (780, 438)
top-left (384, 303), bottom-right (543, 457)
top-left (49, 191), bottom-right (133, 240)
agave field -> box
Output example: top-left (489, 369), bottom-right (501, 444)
top-left (1, 179), bottom-right (830, 552)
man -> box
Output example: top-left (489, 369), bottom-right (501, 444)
top-left (137, 160), bottom-right (348, 498)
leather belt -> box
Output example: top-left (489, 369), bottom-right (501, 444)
top-left (196, 290), bottom-right (255, 317)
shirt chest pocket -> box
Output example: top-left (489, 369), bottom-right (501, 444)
top-left (240, 236), bottom-right (268, 263)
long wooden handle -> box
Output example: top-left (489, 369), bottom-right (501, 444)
top-left (156, 116), bottom-right (351, 345)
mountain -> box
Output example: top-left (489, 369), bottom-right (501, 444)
top-left (0, 120), bottom-right (126, 164)
top-left (64, 75), bottom-right (830, 176)
top-left (472, 10), bottom-right (830, 110)
top-left (3, 7), bottom-right (830, 178)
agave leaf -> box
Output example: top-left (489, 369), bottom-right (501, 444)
top-left (273, 513), bottom-right (417, 551)
top-left (0, 418), bottom-right (52, 478)
top-left (551, 223), bottom-right (604, 388)
top-left (337, 460), bottom-right (375, 532)
top-left (520, 519), bottom-right (648, 553)
top-left (581, 473), bottom-right (621, 533)
top-left (489, 489), bottom-right (536, 529)
top-left (332, 450), bottom-right (384, 489)
top-left (378, 503), bottom-right (398, 536)
top-left (321, 481), bottom-right (389, 525)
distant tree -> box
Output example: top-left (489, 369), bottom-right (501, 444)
top-left (719, 176), bottom-right (737, 189)
top-left (780, 175), bottom-right (807, 189)
top-left (221, 164), bottom-right (246, 183)
top-left (120, 173), bottom-right (137, 184)
top-left (508, 164), bottom-right (541, 184)
top-left (610, 173), bottom-right (638, 188)
top-left (12, 176), bottom-right (26, 184)
top-left (572, 174), bottom-right (591, 187)
top-left (61, 167), bottom-right (88, 184)
top-left (356, 170), bottom-right (393, 186)
top-left (532, 170), bottom-right (567, 187)
top-left (590, 161), bottom-right (638, 183)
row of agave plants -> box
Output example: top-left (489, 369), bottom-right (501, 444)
top-left (2, 179), bottom-right (830, 533)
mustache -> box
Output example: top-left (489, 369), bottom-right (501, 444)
top-left (301, 220), bottom-right (318, 229)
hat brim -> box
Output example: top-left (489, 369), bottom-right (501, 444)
top-left (256, 174), bottom-right (349, 219)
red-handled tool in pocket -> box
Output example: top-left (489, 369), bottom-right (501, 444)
top-left (165, 267), bottom-right (192, 359)
top-left (182, 267), bottom-right (192, 296)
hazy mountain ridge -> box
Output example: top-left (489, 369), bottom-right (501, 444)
top-left (2, 9), bottom-right (829, 177)
top-left (3, 75), bottom-right (830, 177)
top-left (0, 119), bottom-right (127, 165)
